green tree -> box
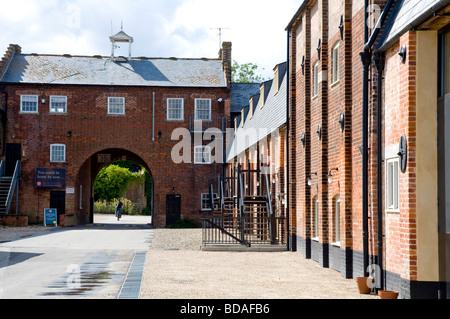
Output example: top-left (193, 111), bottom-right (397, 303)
top-left (232, 61), bottom-right (265, 83)
top-left (94, 164), bottom-right (142, 202)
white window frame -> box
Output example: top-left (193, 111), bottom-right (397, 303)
top-left (167, 98), bottom-right (184, 121)
top-left (20, 95), bottom-right (38, 113)
top-left (194, 145), bottom-right (211, 164)
top-left (50, 96), bottom-right (68, 113)
top-left (313, 62), bottom-right (319, 97)
top-left (50, 144), bottom-right (66, 163)
top-left (386, 158), bottom-right (400, 212)
top-left (332, 42), bottom-right (340, 84)
top-left (194, 99), bottom-right (211, 121)
top-left (334, 195), bottom-right (341, 245)
top-left (108, 97), bottom-right (125, 115)
top-left (313, 196), bottom-right (319, 240)
top-left (201, 193), bottom-right (218, 210)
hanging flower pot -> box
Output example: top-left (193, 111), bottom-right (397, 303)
top-left (356, 277), bottom-right (372, 294)
top-left (378, 290), bottom-right (399, 299)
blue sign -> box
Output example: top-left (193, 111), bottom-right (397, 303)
top-left (44, 208), bottom-right (57, 227)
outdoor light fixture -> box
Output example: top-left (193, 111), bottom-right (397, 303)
top-left (339, 15), bottom-right (344, 40)
top-left (301, 132), bottom-right (306, 147)
top-left (328, 168), bottom-right (339, 184)
top-left (339, 112), bottom-right (345, 132)
top-left (307, 172), bottom-right (317, 186)
top-left (317, 124), bottom-right (322, 140)
top-left (301, 56), bottom-right (305, 75)
top-left (317, 39), bottom-right (322, 59)
top-left (398, 45), bottom-right (406, 63)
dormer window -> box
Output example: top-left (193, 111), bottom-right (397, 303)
top-left (274, 67), bottom-right (279, 95)
top-left (260, 84), bottom-right (265, 109)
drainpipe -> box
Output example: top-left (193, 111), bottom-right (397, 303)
top-left (373, 52), bottom-right (385, 290)
top-left (286, 29), bottom-right (291, 251)
top-left (360, 0), bottom-right (394, 279)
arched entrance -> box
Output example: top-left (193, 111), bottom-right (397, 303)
top-left (77, 148), bottom-right (153, 226)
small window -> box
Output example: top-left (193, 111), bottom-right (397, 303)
top-left (274, 68), bottom-right (279, 95)
top-left (332, 43), bottom-right (340, 84)
top-left (313, 62), bottom-right (319, 97)
top-left (50, 144), bottom-right (66, 162)
top-left (21, 95), bottom-right (38, 113)
top-left (201, 193), bottom-right (218, 210)
top-left (195, 99), bottom-right (211, 121)
top-left (108, 97), bottom-right (125, 115)
top-left (167, 98), bottom-right (184, 120)
top-left (260, 84), bottom-right (265, 108)
top-left (194, 145), bottom-right (211, 164)
top-left (313, 196), bottom-right (319, 239)
top-left (386, 158), bottom-right (399, 211)
top-left (50, 96), bottom-right (67, 113)
top-left (334, 195), bottom-right (340, 244)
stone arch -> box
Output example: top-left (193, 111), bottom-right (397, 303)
top-left (75, 147), bottom-right (153, 225)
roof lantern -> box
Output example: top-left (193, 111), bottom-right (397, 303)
top-left (109, 23), bottom-right (133, 61)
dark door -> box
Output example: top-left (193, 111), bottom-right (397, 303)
top-left (166, 194), bottom-right (181, 226)
top-left (5, 143), bottom-right (21, 176)
top-left (50, 191), bottom-right (66, 224)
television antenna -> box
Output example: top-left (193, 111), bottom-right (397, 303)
top-left (210, 27), bottom-right (230, 48)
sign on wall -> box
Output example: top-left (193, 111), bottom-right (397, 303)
top-left (35, 168), bottom-right (66, 189)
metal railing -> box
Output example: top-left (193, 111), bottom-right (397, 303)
top-left (202, 216), bottom-right (287, 247)
top-left (5, 161), bottom-right (21, 215)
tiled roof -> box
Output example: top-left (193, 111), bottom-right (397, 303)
top-left (376, 0), bottom-right (450, 51)
top-left (0, 54), bottom-right (226, 88)
top-left (227, 63), bottom-right (287, 161)
top-left (230, 83), bottom-right (261, 113)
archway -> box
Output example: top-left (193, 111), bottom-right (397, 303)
top-left (77, 148), bottom-right (153, 226)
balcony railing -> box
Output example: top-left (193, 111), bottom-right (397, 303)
top-left (189, 114), bottom-right (229, 133)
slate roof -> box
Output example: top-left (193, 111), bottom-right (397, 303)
top-left (376, 0), bottom-right (450, 51)
top-left (226, 62), bottom-right (287, 162)
top-left (0, 54), bottom-right (227, 88)
top-left (230, 83), bottom-right (261, 113)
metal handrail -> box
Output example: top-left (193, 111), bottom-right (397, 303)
top-left (5, 161), bottom-right (20, 215)
top-left (0, 161), bottom-right (5, 178)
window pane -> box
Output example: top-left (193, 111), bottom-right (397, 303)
top-left (50, 96), bottom-right (67, 113)
top-left (108, 97), bottom-right (125, 114)
top-left (167, 98), bottom-right (183, 120)
top-left (51, 145), bottom-right (65, 162)
top-left (21, 95), bottom-right (38, 112)
top-left (195, 99), bottom-right (211, 120)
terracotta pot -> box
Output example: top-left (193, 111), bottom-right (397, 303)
top-left (356, 277), bottom-right (372, 294)
top-left (378, 290), bottom-right (399, 299)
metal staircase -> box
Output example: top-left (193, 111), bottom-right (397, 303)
top-left (0, 160), bottom-right (21, 215)
top-left (201, 160), bottom-right (287, 250)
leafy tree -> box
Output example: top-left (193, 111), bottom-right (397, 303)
top-left (232, 61), bottom-right (265, 83)
top-left (94, 164), bottom-right (142, 202)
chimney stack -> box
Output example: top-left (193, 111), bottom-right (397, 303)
top-left (220, 42), bottom-right (232, 89)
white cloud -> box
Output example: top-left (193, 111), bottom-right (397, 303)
top-left (0, 0), bottom-right (299, 80)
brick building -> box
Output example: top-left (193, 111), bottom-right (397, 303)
top-left (0, 31), bottom-right (232, 228)
top-left (287, 0), bottom-right (450, 299)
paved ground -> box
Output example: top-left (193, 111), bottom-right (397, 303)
top-left (0, 215), bottom-right (379, 299)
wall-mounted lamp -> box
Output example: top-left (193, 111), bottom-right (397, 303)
top-left (317, 39), bottom-right (322, 59)
top-left (301, 132), bottom-right (306, 147)
top-left (339, 112), bottom-right (345, 132)
top-left (301, 56), bottom-right (305, 75)
top-left (339, 15), bottom-right (344, 40)
top-left (317, 124), bottom-right (322, 140)
top-left (67, 130), bottom-right (73, 138)
top-left (218, 98), bottom-right (223, 103)
top-left (307, 172), bottom-right (317, 186)
top-left (398, 44), bottom-right (406, 63)
top-left (328, 168), bottom-right (339, 184)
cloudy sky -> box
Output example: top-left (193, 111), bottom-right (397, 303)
top-left (0, 0), bottom-right (300, 80)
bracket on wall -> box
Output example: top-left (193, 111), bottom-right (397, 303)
top-left (339, 112), bottom-right (345, 132)
top-left (301, 56), bottom-right (305, 75)
top-left (397, 135), bottom-right (407, 173)
top-left (317, 39), bottom-right (321, 59)
top-left (301, 132), bottom-right (306, 147)
top-left (317, 124), bottom-right (322, 140)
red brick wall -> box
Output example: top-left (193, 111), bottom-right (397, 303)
top-left (3, 84), bottom-right (230, 227)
